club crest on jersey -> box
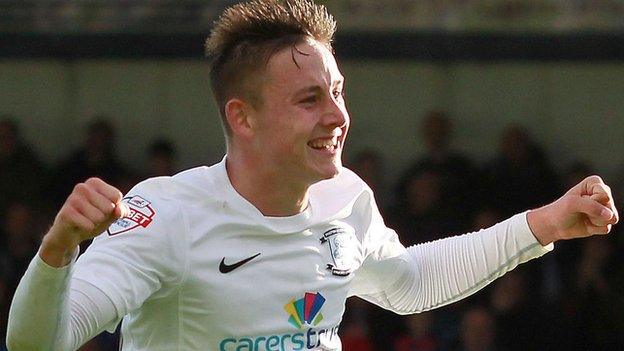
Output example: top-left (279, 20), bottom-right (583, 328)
top-left (320, 224), bottom-right (358, 276)
top-left (107, 195), bottom-right (155, 236)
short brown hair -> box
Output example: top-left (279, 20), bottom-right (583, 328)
top-left (205, 0), bottom-right (337, 137)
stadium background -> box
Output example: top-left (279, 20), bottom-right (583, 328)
top-left (2, 1), bottom-right (624, 350)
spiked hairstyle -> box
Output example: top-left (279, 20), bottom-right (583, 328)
top-left (205, 0), bottom-right (337, 137)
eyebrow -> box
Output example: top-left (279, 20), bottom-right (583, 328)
top-left (293, 86), bottom-right (321, 98)
top-left (293, 79), bottom-right (345, 97)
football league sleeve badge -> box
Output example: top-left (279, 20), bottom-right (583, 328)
top-left (107, 195), bottom-right (155, 236)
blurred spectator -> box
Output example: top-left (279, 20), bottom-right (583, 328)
top-left (146, 137), bottom-right (178, 178)
top-left (398, 110), bottom-right (478, 226)
top-left (388, 168), bottom-right (464, 246)
top-left (340, 298), bottom-right (374, 351)
top-left (0, 117), bottom-right (46, 217)
top-left (51, 117), bottom-right (129, 207)
top-left (0, 202), bottom-right (40, 344)
top-left (576, 237), bottom-right (612, 294)
top-left (566, 237), bottom-right (624, 350)
top-left (347, 149), bottom-right (389, 209)
top-left (471, 207), bottom-right (502, 231)
top-left (482, 124), bottom-right (561, 218)
top-left (489, 270), bottom-right (544, 351)
top-left (394, 312), bottom-right (438, 351)
top-left (1, 202), bottom-right (40, 290)
top-left (454, 306), bottom-right (496, 351)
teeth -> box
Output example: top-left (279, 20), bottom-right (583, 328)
top-left (309, 138), bottom-right (337, 149)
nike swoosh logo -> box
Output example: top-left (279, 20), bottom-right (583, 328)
top-left (219, 253), bottom-right (261, 273)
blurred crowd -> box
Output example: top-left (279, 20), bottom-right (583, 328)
top-left (3, 0), bottom-right (624, 34)
top-left (1, 1), bottom-right (239, 33)
top-left (2, 111), bottom-right (624, 350)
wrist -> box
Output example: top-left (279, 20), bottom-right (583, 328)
top-left (40, 230), bottom-right (80, 267)
top-left (527, 207), bottom-right (559, 246)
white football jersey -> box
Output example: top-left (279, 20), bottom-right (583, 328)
top-left (9, 157), bottom-right (550, 351)
top-left (72, 158), bottom-right (407, 350)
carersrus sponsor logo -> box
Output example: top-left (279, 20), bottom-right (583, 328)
top-left (219, 292), bottom-right (339, 351)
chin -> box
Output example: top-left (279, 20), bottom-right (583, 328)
top-left (317, 163), bottom-right (343, 181)
top-left (304, 155), bottom-right (343, 183)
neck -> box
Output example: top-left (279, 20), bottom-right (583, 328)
top-left (225, 150), bottom-right (310, 217)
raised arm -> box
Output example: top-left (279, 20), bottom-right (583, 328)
top-left (354, 175), bottom-right (618, 314)
top-left (7, 178), bottom-right (128, 350)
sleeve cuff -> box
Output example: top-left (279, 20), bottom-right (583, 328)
top-left (34, 247), bottom-right (80, 276)
top-left (513, 211), bottom-right (554, 253)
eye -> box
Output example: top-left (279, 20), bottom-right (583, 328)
top-left (332, 89), bottom-right (343, 99)
top-left (300, 95), bottom-right (317, 104)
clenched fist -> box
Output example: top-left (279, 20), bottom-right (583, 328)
top-left (41, 178), bottom-right (129, 267)
top-left (528, 175), bottom-right (619, 245)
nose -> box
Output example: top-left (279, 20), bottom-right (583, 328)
top-left (322, 97), bottom-right (348, 129)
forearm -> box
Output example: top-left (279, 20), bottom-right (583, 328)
top-left (6, 252), bottom-right (118, 351)
top-left (7, 251), bottom-right (75, 350)
top-left (363, 212), bottom-right (552, 314)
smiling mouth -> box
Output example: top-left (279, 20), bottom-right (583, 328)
top-left (308, 138), bottom-right (338, 151)
top-left (307, 134), bottom-right (344, 154)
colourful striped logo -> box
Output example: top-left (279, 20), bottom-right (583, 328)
top-left (284, 292), bottom-right (325, 329)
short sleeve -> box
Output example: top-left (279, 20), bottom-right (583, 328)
top-left (71, 178), bottom-right (188, 320)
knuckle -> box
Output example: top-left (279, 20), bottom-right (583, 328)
top-left (75, 183), bottom-right (95, 198)
top-left (67, 195), bottom-right (82, 208)
top-left (85, 177), bottom-right (101, 185)
top-left (73, 183), bottom-right (86, 193)
top-left (588, 175), bottom-right (603, 183)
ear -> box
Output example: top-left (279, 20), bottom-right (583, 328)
top-left (225, 98), bottom-right (255, 139)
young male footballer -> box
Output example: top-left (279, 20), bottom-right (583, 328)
top-left (6, 0), bottom-right (619, 350)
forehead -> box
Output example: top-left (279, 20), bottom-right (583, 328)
top-left (264, 39), bottom-right (343, 93)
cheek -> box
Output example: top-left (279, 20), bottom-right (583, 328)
top-left (259, 106), bottom-right (316, 153)
top-left (261, 124), bottom-right (305, 156)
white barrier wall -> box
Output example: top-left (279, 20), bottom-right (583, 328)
top-left (2, 59), bottom-right (624, 185)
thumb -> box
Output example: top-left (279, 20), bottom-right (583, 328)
top-left (113, 202), bottom-right (130, 219)
top-left (91, 202), bottom-right (129, 236)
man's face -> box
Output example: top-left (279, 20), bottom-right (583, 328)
top-left (248, 39), bottom-right (349, 185)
